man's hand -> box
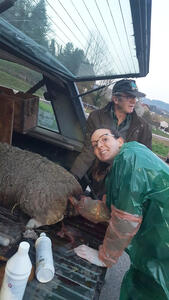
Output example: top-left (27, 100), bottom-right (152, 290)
top-left (74, 244), bottom-right (106, 267)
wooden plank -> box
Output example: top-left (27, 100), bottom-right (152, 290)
top-left (14, 92), bottom-right (39, 133)
top-left (0, 93), bottom-right (14, 144)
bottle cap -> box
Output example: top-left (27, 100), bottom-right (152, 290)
top-left (40, 232), bottom-right (46, 237)
top-left (5, 241), bottom-right (32, 278)
top-left (35, 232), bottom-right (51, 248)
top-left (18, 242), bottom-right (30, 254)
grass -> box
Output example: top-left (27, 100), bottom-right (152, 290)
top-left (0, 63), bottom-right (44, 98)
top-left (0, 70), bottom-right (44, 98)
top-left (152, 129), bottom-right (169, 157)
top-left (0, 70), bottom-right (30, 92)
top-left (152, 128), bottom-right (169, 138)
top-left (38, 100), bottom-right (59, 131)
top-left (0, 59), bottom-right (42, 84)
top-left (152, 136), bottom-right (169, 157)
top-left (39, 100), bottom-right (54, 113)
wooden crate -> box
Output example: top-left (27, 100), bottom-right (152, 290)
top-left (0, 86), bottom-right (39, 136)
top-left (14, 92), bottom-right (39, 134)
top-left (0, 93), bottom-right (14, 144)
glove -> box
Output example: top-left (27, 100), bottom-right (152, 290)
top-left (74, 244), bottom-right (106, 267)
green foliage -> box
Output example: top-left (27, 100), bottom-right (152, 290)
top-left (0, 70), bottom-right (31, 92)
top-left (77, 80), bottom-right (111, 108)
top-left (2, 0), bottom-right (33, 32)
top-left (152, 140), bottom-right (169, 157)
top-left (49, 39), bottom-right (56, 56)
top-left (38, 101), bottom-right (59, 131)
top-left (39, 101), bottom-right (53, 113)
top-left (2, 0), bottom-right (49, 48)
top-left (57, 43), bottom-right (92, 75)
top-left (1, 2), bottom-right (96, 76)
top-left (152, 128), bottom-right (169, 138)
top-left (143, 110), bottom-right (153, 124)
top-left (28, 0), bottom-right (49, 47)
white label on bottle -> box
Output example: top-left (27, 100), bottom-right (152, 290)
top-left (0, 274), bottom-right (28, 300)
top-left (36, 241), bottom-right (53, 266)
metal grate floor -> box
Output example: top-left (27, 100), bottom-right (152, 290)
top-left (23, 217), bottom-right (107, 300)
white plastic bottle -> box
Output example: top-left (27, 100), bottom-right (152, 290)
top-left (0, 241), bottom-right (32, 300)
top-left (35, 232), bottom-right (55, 283)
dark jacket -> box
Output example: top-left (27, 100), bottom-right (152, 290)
top-left (70, 102), bottom-right (152, 180)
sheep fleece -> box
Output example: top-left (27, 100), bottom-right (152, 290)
top-left (0, 142), bottom-right (82, 225)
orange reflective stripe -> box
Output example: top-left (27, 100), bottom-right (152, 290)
top-left (111, 204), bottom-right (143, 224)
top-left (98, 204), bottom-right (143, 268)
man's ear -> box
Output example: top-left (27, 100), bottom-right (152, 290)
top-left (117, 137), bottom-right (124, 148)
top-left (112, 95), bottom-right (119, 104)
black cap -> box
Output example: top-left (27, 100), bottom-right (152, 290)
top-left (112, 79), bottom-right (145, 98)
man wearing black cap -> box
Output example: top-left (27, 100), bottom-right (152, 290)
top-left (70, 79), bottom-right (152, 197)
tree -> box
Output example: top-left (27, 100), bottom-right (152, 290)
top-left (2, 0), bottom-right (49, 48)
top-left (49, 39), bottom-right (56, 56)
top-left (92, 79), bottom-right (113, 108)
top-left (85, 31), bottom-right (111, 76)
top-left (28, 0), bottom-right (49, 47)
top-left (57, 42), bottom-right (91, 75)
top-left (77, 79), bottom-right (113, 108)
top-left (2, 0), bottom-right (33, 33)
top-left (143, 110), bottom-right (153, 125)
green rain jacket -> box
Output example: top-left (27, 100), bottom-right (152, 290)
top-left (105, 142), bottom-right (169, 300)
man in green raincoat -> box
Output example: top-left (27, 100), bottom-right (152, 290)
top-left (73, 128), bottom-right (169, 300)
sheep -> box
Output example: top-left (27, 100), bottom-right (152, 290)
top-left (0, 142), bottom-right (82, 228)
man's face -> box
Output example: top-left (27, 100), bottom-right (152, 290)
top-left (113, 93), bottom-right (137, 114)
top-left (91, 129), bottom-right (122, 162)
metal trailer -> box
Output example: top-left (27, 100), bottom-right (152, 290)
top-left (0, 1), bottom-right (152, 298)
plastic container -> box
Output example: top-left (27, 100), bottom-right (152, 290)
top-left (35, 233), bottom-right (55, 283)
top-left (0, 241), bottom-right (32, 300)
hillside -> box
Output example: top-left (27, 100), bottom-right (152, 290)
top-left (142, 98), bottom-right (169, 113)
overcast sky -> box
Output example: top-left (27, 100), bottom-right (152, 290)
top-left (137, 0), bottom-right (169, 104)
top-left (46, 0), bottom-right (168, 103)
